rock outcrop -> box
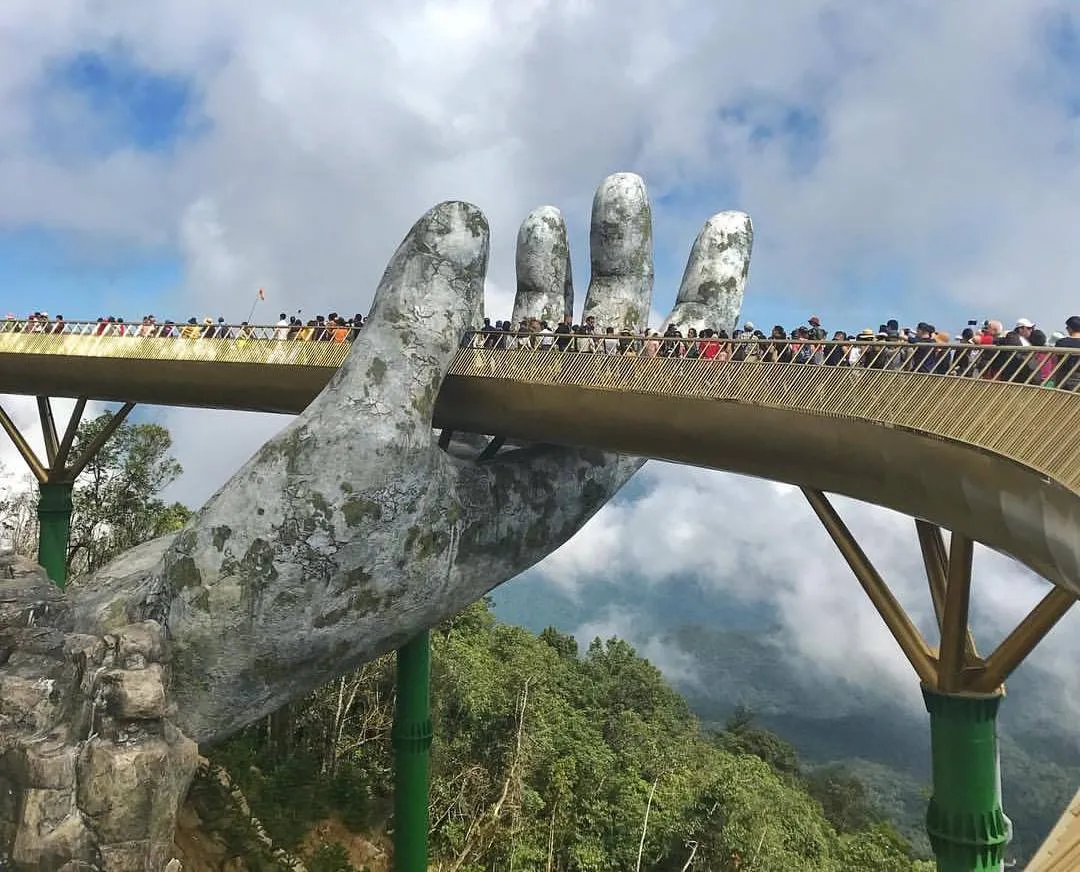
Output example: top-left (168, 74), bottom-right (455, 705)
top-left (0, 554), bottom-right (198, 871)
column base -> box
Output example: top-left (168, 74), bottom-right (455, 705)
top-left (923, 686), bottom-right (1011, 872)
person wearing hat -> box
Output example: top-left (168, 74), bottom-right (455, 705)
top-left (850, 328), bottom-right (875, 367)
top-left (1015, 318), bottom-right (1035, 346)
top-left (910, 322), bottom-right (940, 374)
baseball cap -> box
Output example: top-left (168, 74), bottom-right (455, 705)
top-left (1015, 318), bottom-right (1034, 328)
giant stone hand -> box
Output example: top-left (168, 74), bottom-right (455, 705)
top-left (0, 173), bottom-right (752, 870)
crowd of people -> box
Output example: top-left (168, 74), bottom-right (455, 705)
top-left (467, 313), bottom-right (1080, 390)
top-left (5, 308), bottom-right (1080, 390)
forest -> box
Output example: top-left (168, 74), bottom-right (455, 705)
top-left (196, 600), bottom-right (933, 870)
top-left (0, 410), bottom-right (1053, 868)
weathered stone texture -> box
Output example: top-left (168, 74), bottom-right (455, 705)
top-left (581, 173), bottom-right (655, 332)
top-left (663, 210), bottom-right (753, 337)
top-left (0, 555), bottom-right (197, 872)
top-left (512, 206), bottom-right (573, 326)
top-left (0, 173), bottom-right (752, 870)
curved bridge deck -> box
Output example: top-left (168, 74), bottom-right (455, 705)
top-left (2, 327), bottom-right (1080, 596)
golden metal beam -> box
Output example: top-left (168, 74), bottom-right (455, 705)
top-left (802, 488), bottom-right (938, 685)
top-left (915, 520), bottom-right (948, 629)
top-left (937, 532), bottom-right (974, 693)
top-left (1026, 784), bottom-right (1080, 871)
top-left (65, 402), bottom-right (135, 480)
top-left (0, 402), bottom-right (47, 483)
top-left (967, 587), bottom-right (1078, 694)
top-left (915, 520), bottom-right (981, 669)
top-left (35, 397), bottom-right (60, 468)
top-left (53, 397), bottom-right (87, 474)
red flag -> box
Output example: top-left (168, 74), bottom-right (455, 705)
top-left (258, 288), bottom-right (265, 301)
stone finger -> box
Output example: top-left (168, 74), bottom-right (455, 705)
top-left (150, 202), bottom-right (490, 741)
top-left (581, 173), bottom-right (654, 333)
top-left (334, 200), bottom-right (490, 438)
top-left (662, 211), bottom-right (753, 336)
top-left (512, 206), bottom-right (573, 327)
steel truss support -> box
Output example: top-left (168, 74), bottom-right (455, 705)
top-left (967, 587), bottom-right (1076, 694)
top-left (801, 488), bottom-right (937, 684)
top-left (803, 490), bottom-right (1079, 872)
top-left (0, 398), bottom-right (135, 588)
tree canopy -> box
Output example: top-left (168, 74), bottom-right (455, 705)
top-left (0, 410), bottom-right (192, 577)
top-left (212, 599), bottom-right (933, 870)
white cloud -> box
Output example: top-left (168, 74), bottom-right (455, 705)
top-left (0, 395), bottom-right (109, 480)
top-left (537, 462), bottom-right (1080, 716)
top-left (573, 605), bottom-right (702, 688)
top-left (2, 1), bottom-right (1077, 326)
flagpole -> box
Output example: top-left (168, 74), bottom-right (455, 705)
top-left (245, 289), bottom-right (264, 323)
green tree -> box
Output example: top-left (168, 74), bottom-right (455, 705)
top-left (718, 705), bottom-right (802, 780)
top-left (808, 764), bottom-right (878, 833)
top-left (0, 467), bottom-right (37, 555)
top-left (539, 626), bottom-right (579, 660)
top-left (209, 599), bottom-right (929, 871)
top-left (66, 412), bottom-right (192, 577)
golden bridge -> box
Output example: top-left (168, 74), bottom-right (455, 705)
top-left (2, 321), bottom-right (1080, 871)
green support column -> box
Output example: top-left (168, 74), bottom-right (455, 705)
top-left (36, 482), bottom-right (73, 589)
top-left (923, 686), bottom-right (1011, 872)
top-left (393, 631), bottom-right (432, 871)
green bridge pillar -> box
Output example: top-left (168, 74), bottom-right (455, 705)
top-left (923, 686), bottom-right (1011, 872)
top-left (393, 631), bottom-right (432, 872)
top-left (37, 482), bottom-right (73, 589)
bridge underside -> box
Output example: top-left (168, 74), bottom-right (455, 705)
top-left (434, 376), bottom-right (1080, 599)
top-left (0, 351), bottom-right (328, 415)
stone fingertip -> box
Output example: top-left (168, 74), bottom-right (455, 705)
top-left (513, 206), bottom-right (573, 325)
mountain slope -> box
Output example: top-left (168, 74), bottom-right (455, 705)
top-left (492, 571), bottom-right (1079, 865)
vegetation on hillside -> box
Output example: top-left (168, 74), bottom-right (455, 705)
top-left (210, 599), bottom-right (932, 870)
top-left (495, 572), bottom-right (1080, 866)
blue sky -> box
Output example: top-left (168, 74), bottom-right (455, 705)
top-left (4, 48), bottom-right (198, 322)
top-left (43, 49), bottom-right (202, 154)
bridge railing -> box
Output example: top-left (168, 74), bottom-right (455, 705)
top-left (0, 319), bottom-right (347, 341)
top-left (0, 319), bottom-right (353, 367)
top-left (451, 336), bottom-right (1080, 495)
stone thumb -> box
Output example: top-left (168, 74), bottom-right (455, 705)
top-left (311, 201), bottom-right (490, 442)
